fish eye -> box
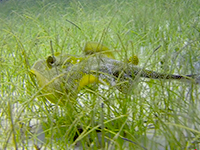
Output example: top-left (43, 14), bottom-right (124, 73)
top-left (46, 56), bottom-right (56, 68)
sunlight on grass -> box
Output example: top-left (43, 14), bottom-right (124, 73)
top-left (0, 0), bottom-right (200, 149)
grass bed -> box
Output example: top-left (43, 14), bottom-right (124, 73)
top-left (0, 0), bottom-right (200, 149)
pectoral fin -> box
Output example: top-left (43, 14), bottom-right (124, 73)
top-left (78, 74), bottom-right (100, 90)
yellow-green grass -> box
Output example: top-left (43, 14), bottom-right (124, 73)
top-left (0, 0), bottom-right (200, 149)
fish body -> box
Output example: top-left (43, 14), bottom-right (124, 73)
top-left (31, 52), bottom-right (197, 105)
